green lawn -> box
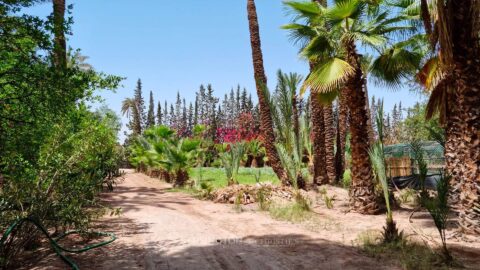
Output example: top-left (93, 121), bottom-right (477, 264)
top-left (188, 167), bottom-right (280, 189)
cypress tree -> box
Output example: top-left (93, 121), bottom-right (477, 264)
top-left (194, 96), bottom-right (199, 126)
top-left (236, 84), bottom-right (241, 115)
top-left (146, 90), bottom-right (155, 128)
top-left (169, 104), bottom-right (175, 129)
top-left (157, 101), bottom-right (162, 125)
top-left (175, 92), bottom-right (182, 129)
top-left (241, 87), bottom-right (248, 113)
top-left (181, 98), bottom-right (187, 136)
top-left (188, 102), bottom-right (194, 132)
top-left (198, 85), bottom-right (206, 123)
top-left (247, 94), bottom-right (254, 112)
top-left (132, 79), bottom-right (145, 134)
top-left (163, 101), bottom-right (169, 126)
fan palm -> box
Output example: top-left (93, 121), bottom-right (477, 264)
top-left (283, 0), bottom-right (417, 214)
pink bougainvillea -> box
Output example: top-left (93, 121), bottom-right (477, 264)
top-left (216, 112), bottom-right (259, 143)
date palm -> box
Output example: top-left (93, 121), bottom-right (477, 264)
top-left (282, 0), bottom-right (329, 185)
top-left (247, 0), bottom-right (288, 184)
top-left (122, 97), bottom-right (142, 135)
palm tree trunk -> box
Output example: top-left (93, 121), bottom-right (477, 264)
top-left (293, 94), bottom-right (300, 148)
top-left (363, 77), bottom-right (375, 144)
top-left (445, 0), bottom-right (480, 235)
top-left (310, 94), bottom-right (328, 185)
top-left (335, 89), bottom-right (348, 183)
top-left (324, 103), bottom-right (336, 183)
top-left (52, 0), bottom-right (67, 70)
top-left (344, 40), bottom-right (380, 214)
top-left (247, 0), bottom-right (288, 185)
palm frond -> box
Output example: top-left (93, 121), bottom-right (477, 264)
top-left (304, 57), bottom-right (354, 94)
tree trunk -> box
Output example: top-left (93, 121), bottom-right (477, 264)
top-left (344, 40), bottom-right (380, 214)
top-left (174, 170), bottom-right (189, 187)
top-left (324, 103), bottom-right (336, 183)
top-left (445, 0), bottom-right (480, 235)
top-left (293, 94), bottom-right (300, 149)
top-left (335, 90), bottom-right (348, 183)
top-left (247, 0), bottom-right (288, 185)
top-left (311, 94), bottom-right (328, 185)
top-left (52, 0), bottom-right (67, 70)
top-left (363, 77), bottom-right (375, 145)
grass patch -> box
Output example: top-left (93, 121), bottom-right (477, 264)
top-left (188, 167), bottom-right (280, 189)
top-left (357, 231), bottom-right (455, 270)
top-left (269, 202), bottom-right (312, 222)
top-left (268, 192), bottom-right (312, 222)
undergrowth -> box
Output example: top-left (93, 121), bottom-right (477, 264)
top-left (268, 192), bottom-right (312, 222)
top-left (357, 231), bottom-right (457, 270)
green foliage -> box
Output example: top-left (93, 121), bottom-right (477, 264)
top-left (369, 101), bottom-right (402, 243)
top-left (262, 72), bottom-right (306, 188)
top-left (218, 142), bottom-right (246, 185)
top-left (424, 174), bottom-right (452, 262)
top-left (256, 187), bottom-right (271, 211)
top-left (319, 188), bottom-right (335, 209)
top-left (342, 169), bottom-right (352, 188)
top-left (0, 3), bottom-right (122, 266)
top-left (198, 182), bottom-right (214, 200)
top-left (401, 102), bottom-right (443, 142)
top-left (358, 231), bottom-right (444, 270)
top-left (188, 167), bottom-right (279, 189)
top-left (410, 139), bottom-right (428, 199)
top-left (129, 125), bottom-right (201, 186)
top-left (269, 192), bottom-right (312, 222)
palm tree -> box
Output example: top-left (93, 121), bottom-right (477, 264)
top-left (335, 90), bottom-right (349, 182)
top-left (246, 0), bottom-right (288, 184)
top-left (122, 97), bottom-right (142, 135)
top-left (265, 71), bottom-right (307, 188)
top-left (419, 1), bottom-right (480, 235)
top-left (52, 0), bottom-right (66, 69)
top-left (282, 0), bottom-right (330, 185)
top-left (324, 103), bottom-right (336, 182)
top-left (284, 0), bottom-right (415, 213)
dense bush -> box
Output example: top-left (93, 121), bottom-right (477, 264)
top-left (129, 126), bottom-right (201, 186)
top-left (0, 2), bottom-right (122, 266)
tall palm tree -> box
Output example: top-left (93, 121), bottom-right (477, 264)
top-left (284, 0), bottom-right (416, 214)
top-left (335, 90), bottom-right (349, 182)
top-left (283, 0), bottom-right (329, 185)
top-left (52, 0), bottom-right (66, 69)
top-left (310, 93), bottom-right (328, 185)
top-left (122, 97), bottom-right (142, 136)
top-left (419, 0), bottom-right (480, 235)
top-left (324, 103), bottom-right (336, 182)
top-left (314, 0), bottom-right (336, 184)
top-left (246, 0), bottom-right (288, 184)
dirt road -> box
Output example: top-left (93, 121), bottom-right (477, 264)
top-left (24, 171), bottom-right (479, 269)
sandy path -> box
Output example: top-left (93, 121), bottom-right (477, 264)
top-left (90, 171), bottom-right (397, 270)
top-left (22, 170), bottom-right (479, 269)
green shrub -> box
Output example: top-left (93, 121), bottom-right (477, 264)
top-left (342, 169), bottom-right (352, 188)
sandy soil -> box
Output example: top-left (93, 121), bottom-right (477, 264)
top-left (19, 170), bottom-right (480, 270)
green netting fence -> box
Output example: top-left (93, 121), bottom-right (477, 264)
top-left (384, 141), bottom-right (445, 175)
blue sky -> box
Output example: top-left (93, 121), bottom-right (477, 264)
top-left (27, 0), bottom-right (426, 141)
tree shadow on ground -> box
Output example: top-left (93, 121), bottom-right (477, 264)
top-left (13, 219), bottom-right (480, 270)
